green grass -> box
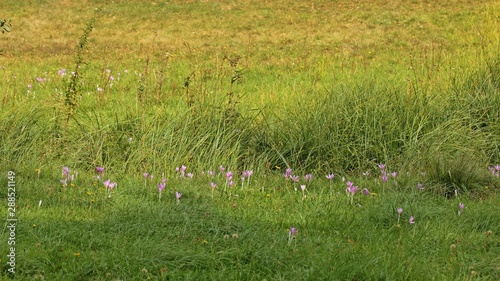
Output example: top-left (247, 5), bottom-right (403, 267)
top-left (0, 0), bottom-right (499, 279)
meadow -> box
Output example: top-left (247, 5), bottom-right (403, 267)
top-left (0, 0), bottom-right (499, 280)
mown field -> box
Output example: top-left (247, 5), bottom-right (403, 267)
top-left (1, 0), bottom-right (499, 280)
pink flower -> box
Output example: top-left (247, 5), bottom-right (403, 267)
top-left (289, 227), bottom-right (298, 235)
top-left (458, 203), bottom-right (465, 216)
top-left (104, 179), bottom-right (117, 190)
top-left (326, 174), bottom-right (335, 181)
top-left (158, 182), bottom-right (166, 192)
top-left (304, 174), bottom-right (312, 181)
top-left (283, 168), bottom-right (293, 178)
top-left (362, 188), bottom-right (370, 195)
top-left (346, 184), bottom-right (359, 196)
top-left (290, 175), bottom-right (299, 183)
top-left (300, 185), bottom-right (306, 192)
top-left (96, 167), bottom-right (104, 174)
top-left (409, 216), bottom-right (415, 224)
top-left (176, 191), bottom-right (182, 200)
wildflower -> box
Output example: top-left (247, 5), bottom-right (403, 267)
top-left (143, 172), bottom-right (148, 179)
top-left (416, 183), bottom-right (423, 191)
top-left (397, 208), bottom-right (403, 223)
top-left (175, 191), bottom-right (182, 203)
top-left (378, 163), bottom-right (386, 170)
top-left (187, 173), bottom-right (193, 178)
top-left (290, 175), bottom-right (299, 183)
top-left (58, 68), bottom-right (66, 76)
top-left (326, 174), bottom-right (335, 181)
top-left (219, 165), bottom-right (226, 173)
top-left (104, 179), bottom-right (116, 190)
top-left (345, 182), bottom-right (359, 196)
top-left (158, 183), bottom-right (166, 193)
top-left (288, 227), bottom-right (298, 245)
top-left (208, 170), bottom-right (215, 176)
top-left (391, 172), bottom-right (398, 178)
top-left (62, 166), bottom-right (70, 178)
top-left (96, 166), bottom-right (104, 176)
top-left (304, 174), bottom-right (312, 181)
top-left (210, 182), bottom-right (217, 199)
top-left (362, 188), bottom-right (370, 195)
top-left (229, 181), bottom-right (234, 188)
top-left (225, 171), bottom-right (233, 181)
top-left (283, 168), bottom-right (293, 179)
top-left (458, 203), bottom-right (465, 216)
top-left (300, 185), bottom-right (306, 192)
top-left (97, 87), bottom-right (103, 92)
top-left (409, 216), bottom-right (415, 224)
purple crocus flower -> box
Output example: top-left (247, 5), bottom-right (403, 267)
top-left (210, 182), bottom-right (217, 190)
top-left (416, 183), bottom-right (423, 190)
top-left (326, 174), bottom-right (335, 181)
top-left (346, 184), bottom-right (359, 196)
top-left (283, 168), bottom-right (293, 178)
top-left (62, 166), bottom-right (70, 178)
top-left (96, 167), bottom-right (104, 174)
top-left (143, 172), bottom-right (148, 179)
top-left (225, 171), bottom-right (233, 181)
top-left (378, 163), bottom-right (386, 170)
top-left (104, 179), bottom-right (117, 190)
top-left (408, 216), bottom-right (415, 224)
top-left (304, 174), bottom-right (312, 181)
top-left (289, 227), bottom-right (298, 235)
top-left (219, 165), bottom-right (226, 173)
top-left (391, 172), bottom-right (398, 178)
top-left (362, 188), bottom-right (370, 195)
top-left (300, 185), bottom-right (306, 192)
top-left (458, 203), bottom-right (465, 216)
top-left (290, 175), bottom-right (299, 183)
top-left (158, 182), bottom-right (166, 192)
top-left (176, 191), bottom-right (182, 202)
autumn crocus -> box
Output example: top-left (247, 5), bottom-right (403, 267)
top-left (409, 216), bottom-right (415, 224)
top-left (158, 182), bottom-right (166, 201)
top-left (362, 188), bottom-right (370, 195)
top-left (346, 182), bottom-right (359, 204)
top-left (210, 182), bottom-right (217, 199)
top-left (300, 185), bottom-right (306, 199)
top-left (283, 168), bottom-right (293, 179)
top-left (175, 191), bottom-right (182, 204)
top-left (288, 227), bottom-right (298, 245)
top-left (458, 203), bottom-right (465, 216)
top-left (96, 166), bottom-right (104, 179)
top-left (304, 174), bottom-right (312, 181)
top-left (397, 208), bottom-right (403, 224)
top-left (104, 179), bottom-right (117, 198)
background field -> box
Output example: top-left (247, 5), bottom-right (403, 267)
top-left (0, 0), bottom-right (499, 280)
